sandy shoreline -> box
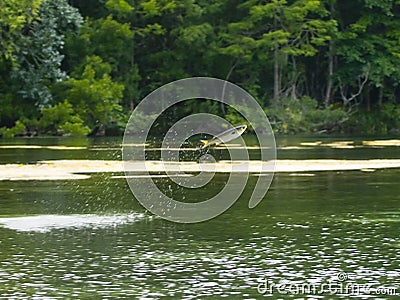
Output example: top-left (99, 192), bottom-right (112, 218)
top-left (0, 159), bottom-right (400, 180)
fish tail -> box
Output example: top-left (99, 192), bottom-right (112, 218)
top-left (200, 139), bottom-right (210, 149)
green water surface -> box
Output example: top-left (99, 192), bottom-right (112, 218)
top-left (0, 136), bottom-right (399, 299)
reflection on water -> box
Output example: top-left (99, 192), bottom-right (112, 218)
top-left (0, 136), bottom-right (399, 298)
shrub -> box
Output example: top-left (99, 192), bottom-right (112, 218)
top-left (0, 120), bottom-right (26, 138)
top-left (345, 102), bottom-right (400, 134)
top-left (39, 100), bottom-right (90, 135)
top-left (266, 97), bottom-right (347, 134)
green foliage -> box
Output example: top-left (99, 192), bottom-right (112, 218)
top-left (11, 0), bottom-right (83, 105)
top-left (335, 0), bottom-right (400, 92)
top-left (80, 16), bottom-right (133, 70)
top-left (175, 23), bottom-right (214, 48)
top-left (245, 0), bottom-right (336, 57)
top-left (1, 0), bottom-right (400, 136)
top-left (225, 107), bottom-right (250, 130)
top-left (346, 102), bottom-right (400, 134)
top-left (266, 97), bottom-right (347, 134)
top-left (63, 14), bottom-right (137, 108)
top-left (381, 102), bottom-right (400, 130)
top-left (60, 56), bottom-right (124, 130)
top-left (105, 0), bottom-right (133, 15)
top-left (58, 122), bottom-right (91, 136)
top-left (0, 120), bottom-right (26, 138)
top-left (38, 100), bottom-right (90, 136)
top-left (0, 0), bottom-right (42, 61)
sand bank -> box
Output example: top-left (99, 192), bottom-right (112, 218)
top-left (299, 139), bottom-right (400, 149)
top-left (0, 145), bottom-right (86, 150)
top-left (362, 139), bottom-right (400, 146)
top-left (1, 159), bottom-right (400, 180)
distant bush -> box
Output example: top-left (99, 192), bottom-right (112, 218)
top-left (0, 120), bottom-right (26, 138)
top-left (265, 97), bottom-right (347, 134)
top-left (345, 102), bottom-right (400, 134)
top-left (224, 97), bottom-right (347, 134)
top-left (38, 100), bottom-right (90, 136)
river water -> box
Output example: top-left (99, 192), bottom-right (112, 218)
top-left (0, 136), bottom-right (399, 299)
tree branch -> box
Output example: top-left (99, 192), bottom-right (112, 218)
top-left (338, 65), bottom-right (370, 107)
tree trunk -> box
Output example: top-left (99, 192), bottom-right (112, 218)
top-left (365, 87), bottom-right (371, 112)
top-left (324, 39), bottom-right (334, 108)
top-left (378, 88), bottom-right (383, 107)
top-left (291, 56), bottom-right (297, 100)
top-left (273, 42), bottom-right (280, 108)
top-left (324, 1), bottom-right (335, 108)
top-left (221, 60), bottom-right (238, 115)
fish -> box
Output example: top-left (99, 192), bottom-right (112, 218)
top-left (200, 125), bottom-right (247, 149)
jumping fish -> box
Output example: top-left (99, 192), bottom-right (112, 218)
top-left (200, 125), bottom-right (247, 149)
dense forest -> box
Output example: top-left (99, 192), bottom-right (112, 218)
top-left (1, 0), bottom-right (400, 137)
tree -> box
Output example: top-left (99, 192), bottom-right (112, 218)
top-left (218, 0), bottom-right (336, 107)
top-left (335, 0), bottom-right (400, 109)
top-left (57, 55), bottom-right (125, 132)
top-left (0, 0), bottom-right (41, 61)
top-left (1, 0), bottom-right (400, 135)
top-left (64, 14), bottom-right (137, 109)
top-left (0, 0), bottom-right (41, 127)
top-left (254, 0), bottom-right (336, 105)
top-left (11, 0), bottom-right (83, 106)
